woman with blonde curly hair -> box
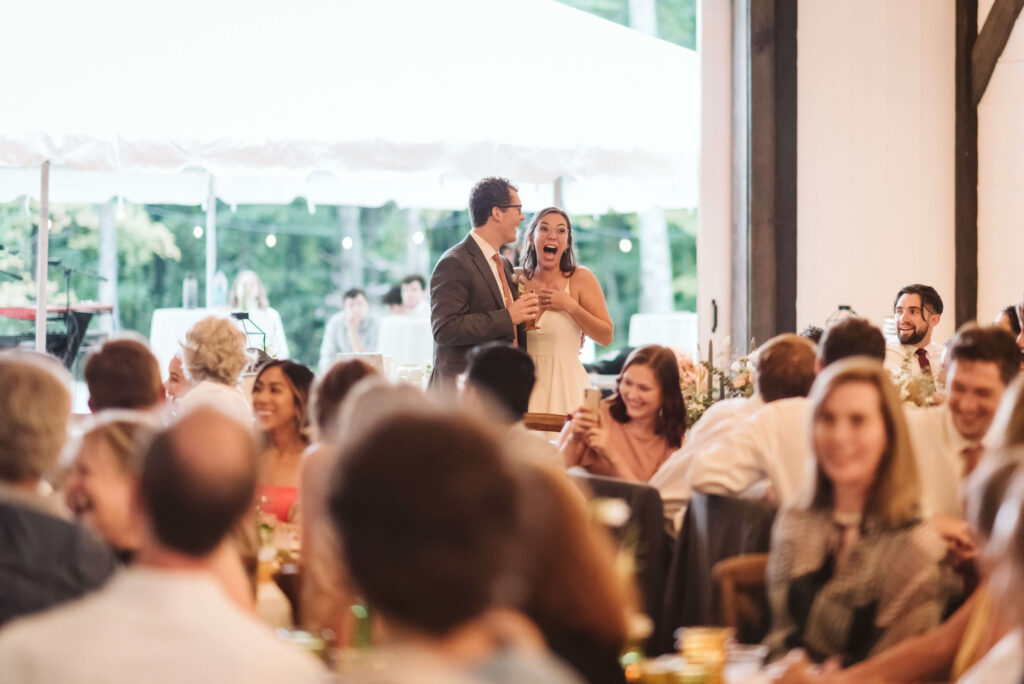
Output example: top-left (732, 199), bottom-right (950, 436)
top-left (177, 316), bottom-right (251, 425)
top-left (252, 360), bottom-right (314, 522)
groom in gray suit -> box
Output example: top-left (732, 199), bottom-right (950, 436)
top-left (429, 177), bottom-right (540, 390)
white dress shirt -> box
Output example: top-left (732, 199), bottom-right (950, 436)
top-left (884, 340), bottom-right (945, 381)
top-left (688, 399), bottom-right (967, 519)
top-left (688, 397), bottom-right (812, 507)
top-left (0, 567), bottom-right (326, 684)
top-left (651, 394), bottom-right (765, 532)
top-left (469, 230), bottom-right (507, 303)
top-left (958, 629), bottom-right (1024, 684)
top-left (904, 405), bottom-right (978, 518)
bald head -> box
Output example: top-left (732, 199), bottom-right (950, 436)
top-left (141, 408), bottom-right (257, 557)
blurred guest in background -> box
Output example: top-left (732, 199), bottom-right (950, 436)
top-left (65, 412), bottom-right (160, 562)
top-left (251, 360), bottom-right (314, 523)
top-left (0, 352), bottom-right (116, 627)
top-left (518, 463), bottom-right (634, 683)
top-left (327, 408), bottom-right (580, 682)
top-left (229, 269), bottom-right (290, 359)
top-left (400, 273), bottom-right (429, 317)
top-left (765, 358), bottom-right (956, 666)
top-left (299, 359), bottom-right (379, 641)
top-left (84, 337), bottom-right (164, 413)
top-left (0, 407), bottom-right (324, 682)
top-left (178, 316), bottom-right (252, 425)
top-left (518, 207), bottom-right (613, 415)
top-left (381, 284), bottom-right (404, 315)
top-left (319, 288), bottom-right (379, 371)
top-left (560, 345), bottom-right (685, 482)
top-left (164, 352), bottom-right (192, 412)
top-left (463, 342), bottom-right (561, 469)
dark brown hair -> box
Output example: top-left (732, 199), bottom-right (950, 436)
top-left (948, 325), bottom-right (1021, 386)
top-left (754, 334), bottom-right (817, 402)
top-left (311, 359), bottom-right (378, 435)
top-left (608, 345), bottom-right (686, 449)
top-left (85, 339), bottom-right (163, 411)
top-left (819, 317), bottom-right (886, 367)
top-left (328, 413), bottom-right (519, 635)
top-left (468, 177), bottom-right (517, 228)
top-left (519, 207), bottom-right (576, 280)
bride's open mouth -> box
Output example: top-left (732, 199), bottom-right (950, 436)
top-left (542, 245), bottom-right (558, 255)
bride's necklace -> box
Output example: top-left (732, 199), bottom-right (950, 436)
top-left (832, 510), bottom-right (863, 528)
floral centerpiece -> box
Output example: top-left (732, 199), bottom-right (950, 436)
top-left (677, 339), bottom-right (755, 426)
top-left (890, 351), bottom-right (944, 407)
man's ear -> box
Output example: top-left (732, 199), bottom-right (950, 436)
top-left (813, 357), bottom-right (824, 376)
top-left (928, 312), bottom-right (941, 328)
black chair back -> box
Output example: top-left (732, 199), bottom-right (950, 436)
top-left (658, 493), bottom-right (777, 653)
top-left (570, 472), bottom-right (671, 652)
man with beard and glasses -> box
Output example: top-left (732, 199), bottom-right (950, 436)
top-left (884, 283), bottom-right (946, 383)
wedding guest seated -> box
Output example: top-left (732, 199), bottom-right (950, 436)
top-left (164, 352), bottom-right (193, 412)
top-left (560, 345), bottom-right (685, 482)
top-left (800, 325), bottom-right (824, 345)
top-left (996, 304), bottom-right (1022, 338)
top-left (883, 283), bottom-right (946, 382)
top-left (462, 342), bottom-right (562, 468)
top-left (319, 288), bottom-right (379, 371)
top-left (779, 446), bottom-right (1024, 683)
top-left (0, 407), bottom-right (325, 682)
top-left (0, 353), bottom-right (116, 627)
top-left (651, 333), bottom-right (817, 533)
top-left (251, 360), bottom-right (314, 523)
top-left (765, 358), bottom-right (957, 666)
top-left (382, 283), bottom-right (404, 314)
top-left (84, 337), bottom-right (164, 412)
top-left (400, 273), bottom-right (429, 317)
top-left (327, 409), bottom-right (581, 682)
top-left (299, 359), bottom-right (379, 641)
top-left (904, 325), bottom-right (1019, 522)
top-left (959, 454), bottom-right (1024, 683)
top-left (518, 463), bottom-right (634, 684)
top-left (178, 315), bottom-right (252, 425)
top-left (689, 317), bottom-right (886, 505)
top-left (64, 412), bottom-right (161, 562)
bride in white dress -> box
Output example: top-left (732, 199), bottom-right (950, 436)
top-left (517, 207), bottom-right (613, 415)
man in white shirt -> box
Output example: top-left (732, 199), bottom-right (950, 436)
top-left (0, 407), bottom-right (325, 684)
top-left (690, 323), bottom-right (1018, 533)
top-left (884, 283), bottom-right (946, 382)
top-left (689, 317), bottom-right (887, 505)
top-left (906, 325), bottom-right (1021, 519)
top-left (651, 333), bottom-right (817, 532)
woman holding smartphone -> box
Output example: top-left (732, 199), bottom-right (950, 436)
top-left (517, 207), bottom-right (613, 415)
top-left (559, 345), bottom-right (685, 482)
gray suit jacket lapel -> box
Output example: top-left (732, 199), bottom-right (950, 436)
top-left (462, 235), bottom-right (504, 309)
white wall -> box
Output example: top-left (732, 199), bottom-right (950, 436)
top-left (978, 0), bottom-right (1024, 322)
top-left (797, 0), bottom-right (957, 343)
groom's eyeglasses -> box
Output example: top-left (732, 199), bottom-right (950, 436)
top-left (498, 204), bottom-right (522, 211)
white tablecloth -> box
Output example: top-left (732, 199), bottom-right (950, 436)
top-left (627, 311), bottom-right (698, 357)
top-left (377, 314), bottom-right (433, 368)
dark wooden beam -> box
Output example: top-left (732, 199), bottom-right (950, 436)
top-left (955, 0), bottom-right (979, 328)
top-left (747, 0), bottom-right (797, 346)
top-left (972, 0), bottom-right (1024, 106)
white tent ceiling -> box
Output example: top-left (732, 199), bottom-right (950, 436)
top-left (0, 0), bottom-right (699, 213)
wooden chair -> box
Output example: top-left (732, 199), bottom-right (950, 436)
top-left (523, 412), bottom-right (568, 433)
top-left (711, 553), bottom-right (770, 642)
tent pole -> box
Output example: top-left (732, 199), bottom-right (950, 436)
top-left (35, 161), bottom-right (50, 352)
top-left (553, 176), bottom-right (565, 208)
top-left (205, 176), bottom-right (216, 308)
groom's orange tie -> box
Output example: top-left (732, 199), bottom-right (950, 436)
top-left (491, 254), bottom-right (518, 348)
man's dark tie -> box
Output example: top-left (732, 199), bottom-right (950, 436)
top-left (915, 348), bottom-right (931, 374)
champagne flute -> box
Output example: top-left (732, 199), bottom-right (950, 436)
top-left (514, 271), bottom-right (540, 331)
